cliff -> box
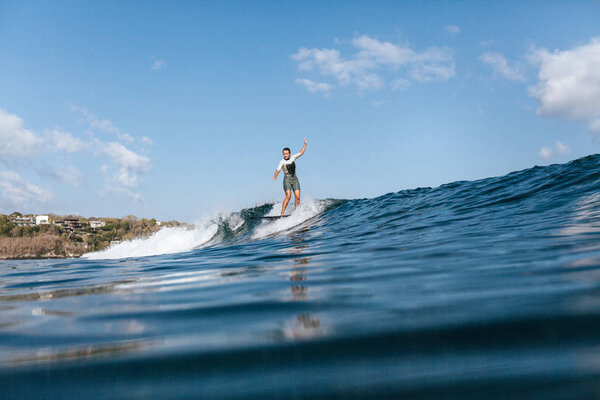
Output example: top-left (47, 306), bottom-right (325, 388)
top-left (0, 213), bottom-right (186, 259)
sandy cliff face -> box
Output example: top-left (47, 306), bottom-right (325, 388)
top-left (0, 215), bottom-right (185, 259)
top-left (0, 235), bottom-right (88, 259)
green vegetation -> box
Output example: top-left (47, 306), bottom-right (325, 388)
top-left (0, 213), bottom-right (187, 259)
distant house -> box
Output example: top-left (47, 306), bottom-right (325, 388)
top-left (89, 219), bottom-right (106, 229)
top-left (110, 238), bottom-right (122, 246)
top-left (36, 215), bottom-right (50, 225)
top-left (55, 218), bottom-right (82, 232)
top-left (156, 221), bottom-right (162, 226)
top-left (12, 217), bottom-right (35, 227)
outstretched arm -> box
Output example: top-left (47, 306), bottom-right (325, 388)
top-left (273, 169), bottom-right (280, 181)
top-left (297, 137), bottom-right (308, 157)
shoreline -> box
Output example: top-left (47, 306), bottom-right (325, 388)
top-left (0, 213), bottom-right (187, 260)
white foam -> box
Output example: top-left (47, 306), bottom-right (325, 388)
top-left (82, 198), bottom-right (329, 260)
top-left (252, 197), bottom-right (326, 239)
top-left (82, 222), bottom-right (218, 260)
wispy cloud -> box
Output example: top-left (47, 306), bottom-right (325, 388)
top-left (529, 37), bottom-right (600, 134)
top-left (409, 63), bottom-right (454, 82)
top-left (0, 108), bottom-right (45, 159)
top-left (539, 141), bottom-right (571, 159)
top-left (295, 78), bottom-right (332, 95)
top-left (51, 129), bottom-right (86, 153)
top-left (0, 171), bottom-right (53, 210)
top-left (480, 52), bottom-right (526, 81)
top-left (391, 78), bottom-right (411, 91)
top-left (292, 34), bottom-right (454, 94)
top-left (446, 25), bottom-right (460, 34)
top-left (479, 39), bottom-right (495, 47)
top-left (100, 185), bottom-right (144, 203)
top-left (101, 141), bottom-right (151, 187)
top-left (0, 106), bottom-right (152, 207)
top-left (152, 60), bottom-right (166, 70)
top-left (70, 105), bottom-right (135, 143)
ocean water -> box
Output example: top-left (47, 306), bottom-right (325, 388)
top-left (2, 154), bottom-right (600, 399)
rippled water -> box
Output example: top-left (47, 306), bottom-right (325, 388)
top-left (2, 154), bottom-right (600, 399)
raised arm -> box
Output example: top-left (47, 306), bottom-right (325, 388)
top-left (297, 137), bottom-right (308, 158)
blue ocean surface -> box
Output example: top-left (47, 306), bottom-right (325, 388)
top-left (2, 154), bottom-right (600, 399)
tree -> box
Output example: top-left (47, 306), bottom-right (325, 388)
top-left (0, 216), bottom-right (14, 236)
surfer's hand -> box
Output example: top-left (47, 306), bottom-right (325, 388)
top-left (304, 137), bottom-right (307, 144)
top-left (272, 177), bottom-right (277, 181)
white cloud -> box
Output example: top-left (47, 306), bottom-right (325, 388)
top-left (0, 109), bottom-right (88, 194)
top-left (103, 141), bottom-right (151, 186)
top-left (291, 34), bottom-right (454, 93)
top-left (100, 186), bottom-right (144, 203)
top-left (529, 37), bottom-right (600, 134)
top-left (0, 171), bottom-right (53, 209)
top-left (555, 141), bottom-right (570, 155)
top-left (51, 129), bottom-right (85, 153)
top-left (70, 105), bottom-right (135, 143)
top-left (409, 63), bottom-right (455, 82)
top-left (295, 78), bottom-right (332, 95)
top-left (352, 35), bottom-right (415, 65)
top-left (480, 52), bottom-right (526, 81)
top-left (539, 146), bottom-right (553, 159)
top-left (152, 60), bottom-right (166, 70)
top-left (292, 47), bottom-right (381, 90)
top-left (392, 78), bottom-right (411, 91)
top-left (539, 141), bottom-right (571, 159)
top-left (0, 108), bottom-right (45, 159)
top-left (446, 25), bottom-right (460, 34)
top-left (0, 109), bottom-right (90, 160)
top-left (0, 106), bottom-right (151, 208)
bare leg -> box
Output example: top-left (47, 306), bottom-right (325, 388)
top-left (281, 190), bottom-right (292, 215)
top-left (294, 190), bottom-right (301, 208)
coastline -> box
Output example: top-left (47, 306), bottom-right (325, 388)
top-left (0, 213), bottom-right (186, 260)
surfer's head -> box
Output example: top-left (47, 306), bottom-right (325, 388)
top-left (282, 147), bottom-right (291, 160)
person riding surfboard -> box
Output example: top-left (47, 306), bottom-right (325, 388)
top-left (273, 138), bottom-right (307, 216)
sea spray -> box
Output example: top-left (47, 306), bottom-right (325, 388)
top-left (252, 197), bottom-right (330, 239)
top-left (83, 197), bottom-right (335, 259)
top-left (83, 222), bottom-right (218, 260)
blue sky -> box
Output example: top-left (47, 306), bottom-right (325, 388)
top-left (1, 1), bottom-right (599, 221)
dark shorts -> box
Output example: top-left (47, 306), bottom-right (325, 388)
top-left (283, 175), bottom-right (300, 192)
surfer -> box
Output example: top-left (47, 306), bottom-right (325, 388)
top-left (273, 138), bottom-right (308, 216)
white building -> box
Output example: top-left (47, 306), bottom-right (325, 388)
top-left (13, 217), bottom-right (35, 226)
top-left (36, 215), bottom-right (50, 225)
top-left (89, 219), bottom-right (106, 229)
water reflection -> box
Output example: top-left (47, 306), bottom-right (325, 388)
top-left (283, 229), bottom-right (324, 340)
top-left (560, 193), bottom-right (600, 236)
top-left (291, 255), bottom-right (309, 301)
top-left (7, 340), bottom-right (150, 364)
top-left (0, 280), bottom-right (136, 302)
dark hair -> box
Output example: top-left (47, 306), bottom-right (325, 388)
top-left (282, 147), bottom-right (291, 153)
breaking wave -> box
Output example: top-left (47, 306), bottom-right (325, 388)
top-left (83, 198), bottom-right (339, 260)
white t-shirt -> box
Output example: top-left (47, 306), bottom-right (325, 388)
top-left (277, 153), bottom-right (301, 177)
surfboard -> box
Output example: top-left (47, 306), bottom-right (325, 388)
top-left (253, 216), bottom-right (290, 220)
